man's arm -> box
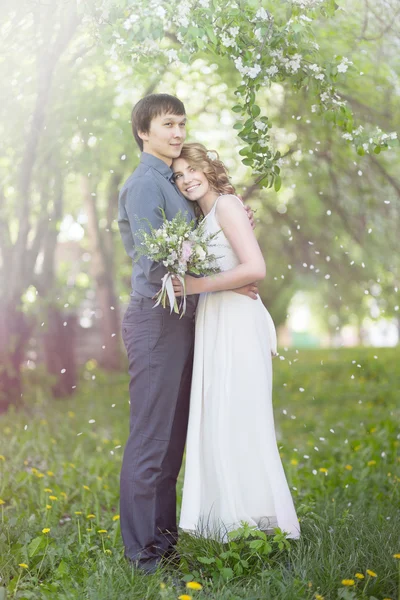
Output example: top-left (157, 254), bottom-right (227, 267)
top-left (123, 176), bottom-right (168, 284)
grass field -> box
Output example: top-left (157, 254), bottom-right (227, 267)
top-left (0, 347), bottom-right (399, 599)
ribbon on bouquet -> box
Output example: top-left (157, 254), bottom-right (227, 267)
top-left (153, 273), bottom-right (186, 317)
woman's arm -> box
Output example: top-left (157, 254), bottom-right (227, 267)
top-left (184, 195), bottom-right (266, 295)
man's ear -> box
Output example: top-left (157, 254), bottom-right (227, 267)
top-left (138, 130), bottom-right (149, 142)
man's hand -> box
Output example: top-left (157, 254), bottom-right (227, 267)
top-left (233, 282), bottom-right (259, 300)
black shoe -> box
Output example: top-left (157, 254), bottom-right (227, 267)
top-left (128, 557), bottom-right (161, 575)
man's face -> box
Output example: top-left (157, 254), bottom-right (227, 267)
top-left (139, 113), bottom-right (186, 165)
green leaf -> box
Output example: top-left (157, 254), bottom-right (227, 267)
top-left (28, 536), bottom-right (45, 558)
top-left (233, 122), bottom-right (243, 130)
top-left (232, 105), bottom-right (243, 113)
top-left (221, 567), bottom-right (234, 581)
top-left (239, 147), bottom-right (251, 156)
top-left (197, 556), bottom-right (216, 564)
top-left (373, 146), bottom-right (381, 154)
top-left (242, 158), bottom-right (253, 166)
top-left (357, 147), bottom-right (365, 156)
top-left (251, 104), bottom-right (261, 117)
top-left (274, 174), bottom-right (282, 191)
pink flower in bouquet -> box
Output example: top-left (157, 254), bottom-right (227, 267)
top-left (181, 240), bottom-right (193, 263)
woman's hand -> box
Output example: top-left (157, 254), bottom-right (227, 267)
top-left (172, 275), bottom-right (198, 297)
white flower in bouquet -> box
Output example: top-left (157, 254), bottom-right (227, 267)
top-left (135, 209), bottom-right (221, 316)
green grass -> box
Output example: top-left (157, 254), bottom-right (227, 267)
top-left (0, 347), bottom-right (399, 599)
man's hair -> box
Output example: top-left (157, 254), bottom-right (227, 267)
top-left (131, 93), bottom-right (186, 151)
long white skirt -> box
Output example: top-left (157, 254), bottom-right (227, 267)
top-left (179, 291), bottom-right (300, 541)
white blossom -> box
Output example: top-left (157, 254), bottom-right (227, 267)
top-left (165, 49), bottom-right (179, 62)
top-left (255, 7), bottom-right (270, 20)
top-left (254, 120), bottom-right (266, 130)
top-left (342, 133), bottom-right (353, 141)
top-left (199, 0), bottom-right (210, 6)
top-left (221, 33), bottom-right (236, 48)
top-left (247, 64), bottom-right (261, 78)
top-left (154, 6), bottom-right (166, 18)
top-left (266, 65), bottom-right (279, 77)
top-left (314, 73), bottom-right (324, 80)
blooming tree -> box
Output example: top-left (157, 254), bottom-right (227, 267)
top-left (84, 0), bottom-right (398, 190)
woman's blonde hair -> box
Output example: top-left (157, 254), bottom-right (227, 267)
top-left (177, 143), bottom-right (236, 196)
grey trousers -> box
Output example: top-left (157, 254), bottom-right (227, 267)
top-left (120, 296), bottom-right (195, 562)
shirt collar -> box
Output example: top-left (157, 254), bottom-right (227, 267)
top-left (140, 152), bottom-right (175, 182)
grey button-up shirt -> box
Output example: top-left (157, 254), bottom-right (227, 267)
top-left (118, 152), bottom-right (198, 312)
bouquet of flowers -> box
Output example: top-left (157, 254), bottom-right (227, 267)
top-left (135, 210), bottom-right (221, 316)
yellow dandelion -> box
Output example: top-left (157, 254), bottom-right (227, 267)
top-left (44, 488), bottom-right (52, 493)
top-left (366, 569), bottom-right (377, 577)
top-left (186, 581), bottom-right (202, 590)
top-left (341, 579), bottom-right (355, 586)
top-left (24, 460), bottom-right (28, 465)
top-left (319, 468), bottom-right (328, 473)
top-left (160, 582), bottom-right (166, 589)
top-left (42, 528), bottom-right (50, 534)
top-left (0, 499), bottom-right (5, 505)
top-left (69, 463), bottom-right (76, 468)
top-left (19, 563), bottom-right (29, 569)
top-left (86, 528), bottom-right (92, 532)
top-left (345, 465), bottom-right (353, 471)
top-left (40, 419), bottom-right (48, 425)
top-left (86, 514), bottom-right (95, 519)
top-left (31, 467), bottom-right (38, 474)
top-left (353, 444), bottom-right (361, 451)
top-left (393, 553), bottom-right (400, 559)
top-left (97, 476), bottom-right (103, 481)
top-left (68, 411), bottom-right (75, 418)
top-left (37, 473), bottom-right (44, 478)
top-left (75, 511), bottom-right (82, 515)
top-left (97, 529), bottom-right (107, 534)
top-left (103, 484), bottom-right (109, 490)
top-left (367, 460), bottom-right (376, 466)
top-left (105, 549), bottom-right (112, 555)
top-left (112, 515), bottom-right (120, 521)
top-left (369, 427), bottom-right (377, 433)
top-left (83, 485), bottom-right (90, 491)
top-left (178, 596), bottom-right (192, 600)
top-left (0, 455), bottom-right (5, 461)
top-left (315, 595), bottom-right (324, 600)
top-left (290, 459), bottom-right (298, 466)
top-left (61, 492), bottom-right (67, 499)
top-left (49, 496), bottom-right (57, 501)
top-left (355, 573), bottom-right (364, 579)
top-left (46, 504), bottom-right (52, 509)
top-left (47, 471), bottom-right (54, 477)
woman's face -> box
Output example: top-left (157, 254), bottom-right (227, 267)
top-left (173, 157), bottom-right (210, 202)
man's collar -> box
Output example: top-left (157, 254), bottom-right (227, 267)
top-left (140, 152), bottom-right (174, 181)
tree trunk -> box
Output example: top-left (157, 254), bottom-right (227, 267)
top-left (0, 304), bottom-right (33, 413)
top-left (42, 306), bottom-right (77, 398)
top-left (82, 175), bottom-right (123, 370)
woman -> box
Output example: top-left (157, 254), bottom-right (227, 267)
top-left (172, 143), bottom-right (300, 541)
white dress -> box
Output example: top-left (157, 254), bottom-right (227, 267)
top-left (179, 195), bottom-right (300, 541)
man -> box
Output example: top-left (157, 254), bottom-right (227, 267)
top-left (118, 93), bottom-right (257, 573)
